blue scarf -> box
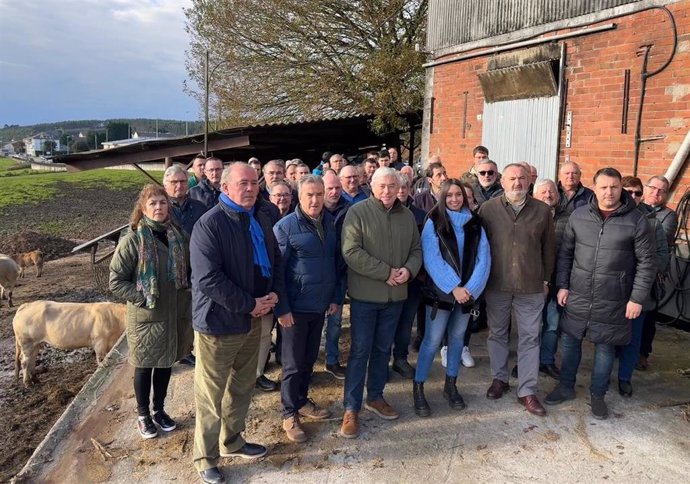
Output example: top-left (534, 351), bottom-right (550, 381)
top-left (219, 193), bottom-right (272, 278)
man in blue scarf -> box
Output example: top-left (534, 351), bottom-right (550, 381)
top-left (190, 162), bottom-right (284, 484)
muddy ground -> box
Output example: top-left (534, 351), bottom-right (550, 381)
top-left (0, 185), bottom-right (137, 482)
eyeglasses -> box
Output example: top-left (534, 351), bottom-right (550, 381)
top-left (271, 193), bottom-right (292, 198)
top-left (341, 175), bottom-right (358, 180)
top-left (478, 170), bottom-right (495, 177)
top-left (625, 189), bottom-right (643, 197)
top-left (645, 185), bottom-right (667, 194)
top-left (167, 179), bottom-right (187, 185)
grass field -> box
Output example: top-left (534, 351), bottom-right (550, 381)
top-left (0, 157), bottom-right (162, 208)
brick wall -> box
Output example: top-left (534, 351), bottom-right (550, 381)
top-left (428, 2), bottom-right (690, 207)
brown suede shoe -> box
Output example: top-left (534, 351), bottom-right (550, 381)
top-left (340, 410), bottom-right (359, 439)
top-left (283, 415), bottom-right (307, 443)
top-left (299, 399), bottom-right (332, 420)
top-left (486, 379), bottom-right (510, 400)
top-left (364, 398), bottom-right (399, 420)
top-left (518, 395), bottom-right (547, 416)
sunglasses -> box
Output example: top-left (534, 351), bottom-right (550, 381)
top-left (478, 170), bottom-right (495, 176)
top-left (625, 189), bottom-right (643, 197)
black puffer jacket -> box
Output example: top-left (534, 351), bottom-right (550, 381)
top-left (556, 191), bottom-right (656, 345)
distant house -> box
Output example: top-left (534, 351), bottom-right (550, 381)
top-left (1, 143), bottom-right (15, 156)
top-left (23, 133), bottom-right (61, 157)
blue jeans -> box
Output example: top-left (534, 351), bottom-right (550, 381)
top-left (560, 332), bottom-right (616, 397)
top-left (392, 279), bottom-right (422, 360)
top-left (325, 305), bottom-right (343, 365)
top-left (415, 305), bottom-right (470, 382)
top-left (617, 312), bottom-right (644, 382)
top-left (343, 299), bottom-right (404, 411)
top-left (539, 295), bottom-right (561, 365)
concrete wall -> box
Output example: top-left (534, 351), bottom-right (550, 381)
top-left (426, 2), bottom-right (690, 207)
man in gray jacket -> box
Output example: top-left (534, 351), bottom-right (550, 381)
top-left (545, 167), bottom-right (655, 419)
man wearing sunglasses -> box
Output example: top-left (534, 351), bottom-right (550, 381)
top-left (472, 160), bottom-right (504, 206)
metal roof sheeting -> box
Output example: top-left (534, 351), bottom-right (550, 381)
top-left (427, 0), bottom-right (641, 51)
top-left (481, 96), bottom-right (561, 180)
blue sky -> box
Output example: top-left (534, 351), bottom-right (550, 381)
top-left (0, 0), bottom-right (198, 126)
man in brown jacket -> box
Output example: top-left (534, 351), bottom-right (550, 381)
top-left (478, 163), bottom-right (555, 416)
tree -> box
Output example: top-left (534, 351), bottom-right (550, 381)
top-left (107, 121), bottom-right (130, 141)
top-left (184, 0), bottom-right (427, 133)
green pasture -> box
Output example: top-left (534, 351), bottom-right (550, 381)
top-left (0, 157), bottom-right (162, 208)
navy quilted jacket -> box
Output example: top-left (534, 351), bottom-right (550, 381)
top-left (273, 207), bottom-right (344, 316)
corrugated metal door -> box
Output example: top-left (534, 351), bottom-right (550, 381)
top-left (481, 95), bottom-right (561, 179)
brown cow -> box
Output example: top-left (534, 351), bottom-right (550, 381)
top-left (0, 254), bottom-right (20, 308)
top-left (12, 249), bottom-right (44, 278)
top-left (14, 301), bottom-right (126, 386)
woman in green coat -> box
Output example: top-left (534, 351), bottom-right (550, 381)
top-left (110, 184), bottom-right (190, 440)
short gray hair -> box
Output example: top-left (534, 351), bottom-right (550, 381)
top-left (297, 174), bottom-right (324, 196)
top-left (164, 164), bottom-right (188, 182)
top-left (268, 179), bottom-right (292, 195)
top-left (220, 161), bottom-right (241, 185)
top-left (647, 175), bottom-right (670, 190)
top-left (533, 178), bottom-right (557, 192)
top-left (371, 167), bottom-right (401, 186)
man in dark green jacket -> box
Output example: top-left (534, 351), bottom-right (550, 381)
top-left (339, 167), bottom-right (422, 439)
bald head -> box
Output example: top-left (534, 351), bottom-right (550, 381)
top-left (322, 170), bottom-right (342, 209)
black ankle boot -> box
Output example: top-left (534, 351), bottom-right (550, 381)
top-left (443, 375), bottom-right (466, 410)
top-left (413, 381), bottom-right (431, 417)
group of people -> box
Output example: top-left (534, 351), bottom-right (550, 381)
top-left (109, 146), bottom-right (677, 484)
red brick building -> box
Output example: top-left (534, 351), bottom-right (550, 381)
top-left (422, 0), bottom-right (690, 207)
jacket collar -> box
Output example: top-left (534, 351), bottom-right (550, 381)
top-left (370, 196), bottom-right (403, 213)
top-left (588, 189), bottom-right (636, 218)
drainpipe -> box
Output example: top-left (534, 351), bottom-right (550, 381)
top-left (665, 128), bottom-right (690, 186)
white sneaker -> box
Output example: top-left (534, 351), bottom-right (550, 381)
top-left (461, 346), bottom-right (475, 368)
top-left (441, 346), bottom-right (448, 368)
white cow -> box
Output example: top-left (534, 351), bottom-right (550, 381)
top-left (14, 301), bottom-right (126, 386)
top-left (0, 254), bottom-right (20, 308)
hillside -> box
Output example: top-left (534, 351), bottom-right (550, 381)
top-left (0, 118), bottom-right (204, 143)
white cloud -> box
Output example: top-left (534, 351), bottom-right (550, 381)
top-left (0, 0), bottom-right (198, 126)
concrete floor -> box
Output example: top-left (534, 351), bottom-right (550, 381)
top-left (15, 325), bottom-right (690, 484)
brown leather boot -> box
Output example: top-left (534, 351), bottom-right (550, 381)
top-left (340, 410), bottom-right (359, 439)
top-left (283, 415), bottom-right (307, 443)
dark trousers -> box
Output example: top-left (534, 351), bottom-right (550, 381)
top-left (280, 312), bottom-right (324, 418)
top-left (393, 279), bottom-right (422, 360)
top-left (134, 367), bottom-right (172, 416)
top-left (640, 309), bottom-right (657, 357)
top-left (344, 299), bottom-right (404, 411)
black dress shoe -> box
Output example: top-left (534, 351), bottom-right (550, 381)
top-left (619, 380), bottom-right (633, 398)
top-left (392, 359), bottom-right (415, 379)
top-left (255, 375), bottom-right (279, 392)
top-left (539, 363), bottom-right (560, 380)
top-left (220, 442), bottom-right (267, 459)
top-left (179, 354), bottom-right (196, 366)
top-left (199, 467), bottom-right (225, 484)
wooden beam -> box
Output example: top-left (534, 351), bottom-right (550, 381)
top-left (64, 136), bottom-right (250, 171)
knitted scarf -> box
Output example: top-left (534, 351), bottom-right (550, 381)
top-left (219, 193), bottom-right (272, 278)
top-left (136, 216), bottom-right (189, 309)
